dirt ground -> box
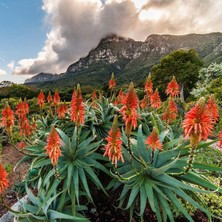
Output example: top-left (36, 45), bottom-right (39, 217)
top-left (0, 144), bottom-right (30, 217)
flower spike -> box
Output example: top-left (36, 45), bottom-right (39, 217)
top-left (166, 76), bottom-right (179, 97)
top-left (145, 127), bottom-right (163, 151)
top-left (183, 97), bottom-right (214, 147)
top-left (150, 89), bottom-right (162, 109)
top-left (1, 102), bottom-right (15, 136)
top-left (119, 82), bottom-right (139, 135)
top-left (144, 74), bottom-right (153, 97)
top-left (104, 116), bottom-right (124, 167)
top-left (37, 90), bottom-right (45, 110)
top-left (109, 72), bottom-right (116, 90)
top-left (53, 90), bottom-right (61, 106)
top-left (0, 163), bottom-right (9, 194)
top-left (70, 84), bottom-right (85, 126)
top-left (45, 125), bottom-right (62, 166)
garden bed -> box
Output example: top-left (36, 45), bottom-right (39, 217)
top-left (0, 144), bottom-right (29, 217)
top-left (0, 144), bottom-right (221, 221)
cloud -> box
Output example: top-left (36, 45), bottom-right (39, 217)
top-left (13, 0), bottom-right (222, 76)
top-left (7, 60), bottom-right (15, 70)
top-left (0, 68), bottom-right (7, 75)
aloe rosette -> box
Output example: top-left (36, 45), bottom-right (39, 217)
top-left (107, 123), bottom-right (222, 222)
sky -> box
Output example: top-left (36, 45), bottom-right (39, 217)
top-left (0, 0), bottom-right (222, 83)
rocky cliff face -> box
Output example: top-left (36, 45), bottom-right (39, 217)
top-left (66, 34), bottom-right (142, 73)
top-left (25, 32), bottom-right (222, 87)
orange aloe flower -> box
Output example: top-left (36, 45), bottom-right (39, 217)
top-left (217, 131), bottom-right (222, 148)
top-left (150, 89), bottom-right (162, 109)
top-left (45, 125), bottom-right (61, 166)
top-left (53, 90), bottom-right (61, 106)
top-left (117, 88), bottom-right (124, 102)
top-left (109, 72), bottom-right (116, 90)
top-left (17, 141), bottom-right (27, 150)
top-left (206, 95), bottom-right (219, 124)
top-left (103, 116), bottom-right (124, 167)
top-left (23, 100), bottom-right (29, 114)
top-left (19, 117), bottom-right (32, 136)
top-left (92, 90), bottom-right (97, 102)
top-left (15, 99), bottom-right (25, 120)
top-left (1, 102), bottom-right (15, 136)
top-left (140, 96), bottom-right (148, 110)
top-left (119, 82), bottom-right (139, 135)
top-left (166, 76), bottom-right (179, 97)
top-left (70, 84), bottom-right (85, 126)
top-left (183, 97), bottom-right (214, 147)
top-left (144, 75), bottom-right (153, 97)
top-left (145, 127), bottom-right (163, 151)
top-left (15, 99), bottom-right (29, 120)
top-left (37, 90), bottom-right (45, 109)
top-left (47, 91), bottom-right (53, 103)
top-left (91, 90), bottom-right (99, 108)
top-left (114, 89), bottom-right (124, 106)
top-left (162, 98), bottom-right (178, 124)
top-left (57, 103), bottom-right (68, 119)
top-left (0, 163), bottom-right (9, 194)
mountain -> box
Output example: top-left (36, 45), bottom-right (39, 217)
top-left (25, 32), bottom-right (222, 89)
top-left (25, 73), bottom-right (60, 84)
top-left (0, 81), bottom-right (14, 88)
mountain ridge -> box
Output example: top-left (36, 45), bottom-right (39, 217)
top-left (25, 32), bottom-right (222, 88)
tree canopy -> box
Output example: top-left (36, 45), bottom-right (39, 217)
top-left (191, 62), bottom-right (222, 98)
top-left (151, 49), bottom-right (203, 100)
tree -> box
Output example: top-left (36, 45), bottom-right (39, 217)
top-left (0, 84), bottom-right (38, 100)
top-left (191, 62), bottom-right (222, 98)
top-left (152, 49), bottom-right (203, 101)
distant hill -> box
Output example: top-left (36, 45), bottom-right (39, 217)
top-left (25, 32), bottom-right (222, 89)
top-left (0, 81), bottom-right (14, 88)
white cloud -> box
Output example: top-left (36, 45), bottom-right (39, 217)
top-left (7, 60), bottom-right (15, 70)
top-left (13, 0), bottom-right (222, 76)
top-left (0, 68), bottom-right (7, 75)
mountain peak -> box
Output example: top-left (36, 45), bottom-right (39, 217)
top-left (100, 33), bottom-right (134, 43)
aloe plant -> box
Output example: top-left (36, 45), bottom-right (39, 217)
top-left (15, 125), bottom-right (109, 219)
top-left (16, 179), bottom-right (89, 222)
top-left (108, 125), bottom-right (222, 222)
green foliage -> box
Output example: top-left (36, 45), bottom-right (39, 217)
top-left (173, 176), bottom-right (222, 220)
top-left (27, 98), bottom-right (40, 114)
top-left (191, 62), bottom-right (222, 99)
top-left (202, 190), bottom-right (222, 218)
top-left (207, 77), bottom-right (222, 106)
top-left (10, 131), bottom-right (22, 145)
top-left (85, 96), bottom-right (115, 140)
top-left (195, 147), bottom-right (222, 167)
top-left (152, 49), bottom-right (203, 99)
top-left (16, 113), bottom-right (109, 220)
top-left (108, 122), bottom-right (222, 222)
top-left (16, 180), bottom-right (90, 222)
top-left (4, 163), bottom-right (13, 174)
top-left (0, 84), bottom-right (38, 100)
